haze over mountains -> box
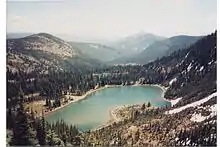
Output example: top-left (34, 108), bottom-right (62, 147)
top-left (107, 32), bottom-right (166, 56)
top-left (111, 35), bottom-right (202, 64)
top-left (68, 42), bottom-right (121, 62)
top-left (6, 0), bottom-right (217, 146)
top-left (7, 33), bottom-right (104, 73)
top-left (7, 32), bottom-right (203, 68)
top-left (6, 30), bottom-right (217, 146)
top-left (84, 31), bottom-right (217, 146)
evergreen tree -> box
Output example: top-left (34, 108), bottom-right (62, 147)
top-left (36, 111), bottom-right (46, 145)
top-left (11, 102), bottom-right (36, 145)
top-left (147, 102), bottom-right (151, 107)
top-left (6, 107), bottom-right (13, 129)
top-left (141, 103), bottom-right (146, 111)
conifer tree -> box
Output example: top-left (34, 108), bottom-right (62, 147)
top-left (141, 103), bottom-right (146, 111)
top-left (11, 102), bottom-right (36, 145)
top-left (37, 111), bottom-right (46, 145)
top-left (147, 102), bottom-right (151, 107)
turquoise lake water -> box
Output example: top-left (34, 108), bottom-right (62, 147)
top-left (45, 86), bottom-right (171, 131)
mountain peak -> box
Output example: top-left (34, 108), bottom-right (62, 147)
top-left (8, 32), bottom-right (78, 58)
top-left (28, 32), bottom-right (57, 39)
top-left (109, 32), bottom-right (166, 56)
top-left (135, 31), bottom-right (147, 36)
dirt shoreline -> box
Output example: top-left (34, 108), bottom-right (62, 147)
top-left (45, 84), bottom-right (169, 117)
top-left (45, 86), bottom-right (112, 116)
top-left (42, 83), bottom-right (173, 132)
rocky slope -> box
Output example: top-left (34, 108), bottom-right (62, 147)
top-left (7, 33), bottom-right (103, 73)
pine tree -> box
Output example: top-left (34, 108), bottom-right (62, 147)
top-left (6, 107), bottom-right (13, 129)
top-left (141, 103), bottom-right (146, 111)
top-left (48, 130), bottom-right (55, 146)
top-left (46, 98), bottom-right (49, 106)
top-left (30, 108), bottom-right (36, 129)
top-left (37, 111), bottom-right (46, 145)
top-left (11, 102), bottom-right (36, 145)
top-left (147, 102), bottom-right (151, 107)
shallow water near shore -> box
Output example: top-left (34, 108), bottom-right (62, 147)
top-left (45, 86), bottom-right (171, 131)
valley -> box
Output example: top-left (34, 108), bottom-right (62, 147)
top-left (6, 30), bottom-right (217, 146)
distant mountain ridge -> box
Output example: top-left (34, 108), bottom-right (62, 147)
top-left (108, 32), bottom-right (166, 56)
top-left (7, 33), bottom-right (103, 73)
top-left (78, 31), bottom-right (217, 146)
top-left (68, 42), bottom-right (122, 62)
top-left (111, 35), bottom-right (202, 64)
top-left (6, 32), bottom-right (204, 71)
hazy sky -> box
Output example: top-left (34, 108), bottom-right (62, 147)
top-left (7, 0), bottom-right (217, 41)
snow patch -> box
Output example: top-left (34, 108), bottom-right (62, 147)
top-left (199, 66), bottom-right (204, 71)
top-left (169, 77), bottom-right (177, 86)
top-left (181, 83), bottom-right (184, 87)
top-left (190, 113), bottom-right (207, 122)
top-left (185, 52), bottom-right (189, 58)
top-left (209, 104), bottom-right (217, 117)
top-left (176, 60), bottom-right (184, 67)
top-left (186, 139), bottom-right (191, 145)
top-left (195, 66), bottom-right (198, 70)
top-left (187, 63), bottom-right (193, 72)
top-left (165, 92), bottom-right (217, 114)
top-left (169, 97), bottom-right (182, 107)
top-left (181, 70), bottom-right (186, 75)
top-left (190, 104), bottom-right (216, 122)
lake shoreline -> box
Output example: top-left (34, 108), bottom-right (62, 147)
top-left (94, 105), bottom-right (127, 131)
top-left (94, 84), bottom-right (171, 131)
top-left (45, 86), bottom-right (109, 117)
top-left (44, 83), bottom-right (172, 127)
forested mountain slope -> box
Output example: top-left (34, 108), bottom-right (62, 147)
top-left (92, 31), bottom-right (216, 112)
top-left (111, 35), bottom-right (201, 64)
top-left (143, 32), bottom-right (216, 105)
top-left (84, 31), bottom-right (216, 146)
top-left (6, 31), bottom-right (216, 146)
top-left (69, 42), bottom-right (121, 62)
top-left (7, 33), bottom-right (103, 73)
